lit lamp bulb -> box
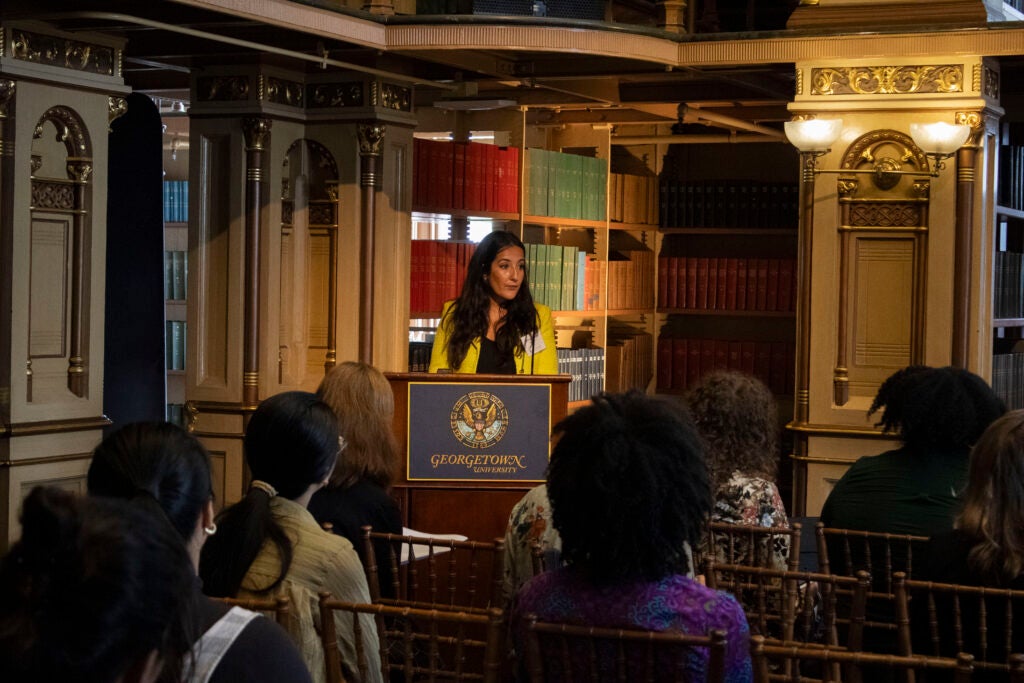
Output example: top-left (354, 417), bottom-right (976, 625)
top-left (909, 122), bottom-right (971, 157)
top-left (784, 119), bottom-right (844, 153)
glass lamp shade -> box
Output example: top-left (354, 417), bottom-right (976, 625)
top-left (909, 122), bottom-right (971, 156)
top-left (784, 119), bottom-right (843, 153)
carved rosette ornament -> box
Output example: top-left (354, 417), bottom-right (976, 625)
top-left (243, 118), bottom-right (272, 151)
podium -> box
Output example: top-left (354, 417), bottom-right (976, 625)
top-left (386, 372), bottom-right (570, 541)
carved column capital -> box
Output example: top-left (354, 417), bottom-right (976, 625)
top-left (357, 123), bottom-right (386, 156)
top-left (0, 80), bottom-right (15, 118)
top-left (66, 159), bottom-right (93, 183)
top-left (108, 96), bottom-right (127, 129)
top-left (243, 117), bottom-right (272, 151)
top-left (955, 110), bottom-right (985, 147)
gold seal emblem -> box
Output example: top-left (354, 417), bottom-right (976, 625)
top-left (450, 391), bottom-right (509, 449)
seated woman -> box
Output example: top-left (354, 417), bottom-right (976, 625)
top-left (199, 391), bottom-right (382, 683)
top-left (87, 421), bottom-right (312, 683)
top-left (821, 365), bottom-right (1005, 538)
top-left (0, 486), bottom-right (196, 683)
top-left (502, 483), bottom-right (562, 603)
top-left (688, 370), bottom-right (790, 568)
top-left (915, 410), bottom-right (1024, 669)
top-left (512, 391), bottom-right (751, 682)
top-left (308, 361), bottom-right (403, 598)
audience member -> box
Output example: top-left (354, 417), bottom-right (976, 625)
top-left (502, 483), bottom-right (561, 602)
top-left (199, 391), bottom-right (382, 683)
top-left (0, 486), bottom-right (195, 683)
top-left (913, 410), bottom-right (1024, 670)
top-left (308, 362), bottom-right (403, 597)
top-left (87, 421), bottom-right (311, 683)
top-left (820, 365), bottom-right (1005, 537)
top-left (512, 391), bottom-right (752, 682)
top-left (688, 370), bottom-right (789, 569)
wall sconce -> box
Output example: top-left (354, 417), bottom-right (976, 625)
top-left (784, 118), bottom-right (970, 185)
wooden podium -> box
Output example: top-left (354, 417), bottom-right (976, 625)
top-left (386, 372), bottom-right (569, 542)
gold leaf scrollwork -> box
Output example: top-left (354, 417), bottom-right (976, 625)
top-left (108, 96), bottom-right (127, 130)
top-left (811, 65), bottom-right (963, 96)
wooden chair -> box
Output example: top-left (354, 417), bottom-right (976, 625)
top-left (751, 634), bottom-right (979, 683)
top-left (523, 617), bottom-right (727, 683)
top-left (894, 571), bottom-right (1024, 679)
top-left (213, 594), bottom-right (291, 628)
top-left (318, 595), bottom-right (505, 683)
top-left (705, 520), bottom-right (803, 571)
top-left (361, 526), bottom-right (505, 610)
top-left (815, 523), bottom-right (929, 650)
top-left (704, 558), bottom-right (869, 648)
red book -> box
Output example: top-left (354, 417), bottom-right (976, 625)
top-left (706, 257), bottom-right (718, 310)
top-left (445, 242), bottom-right (458, 303)
top-left (687, 339), bottom-right (702, 388)
top-left (439, 141), bottom-right (454, 209)
top-left (657, 336), bottom-right (674, 391)
top-left (696, 257), bottom-right (710, 309)
top-left (658, 256), bottom-right (668, 309)
top-left (766, 259), bottom-right (780, 311)
top-left (667, 256), bottom-right (680, 308)
top-left (506, 146), bottom-right (521, 213)
top-left (754, 341), bottom-right (772, 387)
top-left (701, 338), bottom-right (717, 382)
top-left (741, 341), bottom-right (756, 375)
top-left (714, 339), bottom-right (729, 371)
top-left (725, 258), bottom-right (738, 310)
top-left (736, 258), bottom-right (748, 311)
top-left (672, 337), bottom-right (688, 390)
top-left (452, 142), bottom-right (467, 210)
top-left (686, 257), bottom-right (698, 309)
top-left (769, 341), bottom-right (789, 394)
top-left (483, 143), bottom-right (497, 212)
top-left (728, 340), bottom-right (742, 372)
top-left (756, 258), bottom-right (769, 311)
top-left (746, 258), bottom-right (759, 311)
top-left (778, 259), bottom-right (794, 312)
top-left (716, 258), bottom-right (728, 310)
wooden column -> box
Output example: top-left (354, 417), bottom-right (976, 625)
top-left (357, 123), bottom-right (385, 365)
top-left (66, 158), bottom-right (92, 397)
top-left (242, 117), bottom-right (271, 408)
top-left (794, 152), bottom-right (817, 426)
top-left (0, 80), bottom-right (13, 413)
top-left (951, 142), bottom-right (976, 368)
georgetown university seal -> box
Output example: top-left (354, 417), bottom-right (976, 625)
top-left (450, 391), bottom-right (508, 449)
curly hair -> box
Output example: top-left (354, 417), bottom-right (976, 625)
top-left (441, 230), bottom-right (538, 371)
top-left (317, 361), bottom-right (399, 489)
top-left (687, 370), bottom-right (779, 489)
top-left (546, 391), bottom-right (711, 584)
top-left (957, 410), bottom-right (1024, 584)
top-left (869, 365), bottom-right (1005, 454)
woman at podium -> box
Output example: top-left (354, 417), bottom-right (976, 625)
top-left (428, 231), bottom-right (558, 375)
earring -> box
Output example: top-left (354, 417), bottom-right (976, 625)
top-left (203, 523), bottom-right (218, 536)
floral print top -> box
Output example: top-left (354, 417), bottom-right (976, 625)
top-left (708, 471), bottom-right (790, 570)
top-left (503, 484), bottom-right (561, 603)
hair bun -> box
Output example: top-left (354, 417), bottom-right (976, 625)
top-left (15, 487), bottom-right (79, 571)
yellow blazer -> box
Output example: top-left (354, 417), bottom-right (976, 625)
top-left (428, 301), bottom-right (559, 374)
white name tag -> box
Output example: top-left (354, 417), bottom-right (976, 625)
top-left (521, 333), bottom-right (545, 356)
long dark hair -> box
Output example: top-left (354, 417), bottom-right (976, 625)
top-left (87, 421), bottom-right (212, 541)
top-left (0, 486), bottom-right (197, 683)
top-left (199, 391), bottom-right (339, 597)
top-left (442, 230), bottom-right (538, 370)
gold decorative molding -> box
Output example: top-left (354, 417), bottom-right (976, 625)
top-left (197, 75), bottom-right (250, 102)
top-left (983, 64), bottom-right (1000, 100)
top-left (266, 76), bottom-right (304, 107)
top-left (31, 180), bottom-right (75, 210)
top-left (357, 123), bottom-right (386, 156)
top-left (810, 65), bottom-right (963, 96)
top-left (35, 106), bottom-right (91, 157)
top-left (955, 110), bottom-right (985, 147)
top-left (846, 203), bottom-right (924, 228)
top-left (9, 28), bottom-right (116, 76)
top-left (795, 67), bottom-right (803, 97)
top-left (242, 117), bottom-right (272, 151)
top-left (66, 159), bottom-right (93, 184)
top-left (308, 82), bottom-right (364, 108)
top-left (0, 415), bottom-right (111, 439)
top-left (786, 421), bottom-right (887, 438)
top-left (108, 96), bottom-right (127, 129)
top-left (380, 83), bottom-right (412, 112)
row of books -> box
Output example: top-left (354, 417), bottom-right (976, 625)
top-left (994, 251), bottom-right (1024, 319)
top-left (408, 340), bottom-right (434, 373)
top-left (165, 320), bottom-right (187, 371)
top-left (525, 243), bottom-right (593, 311)
top-left (166, 403), bottom-right (187, 429)
top-left (656, 336), bottom-right (795, 395)
top-left (607, 251), bottom-right (655, 311)
top-left (413, 139), bottom-right (520, 214)
top-left (659, 180), bottom-right (799, 229)
top-left (525, 148), bottom-right (607, 221)
top-left (605, 331), bottom-right (653, 393)
top-left (992, 351), bottom-right (1024, 410)
top-left (409, 240), bottom-right (476, 316)
top-left (657, 256), bottom-right (796, 312)
top-left (163, 250), bottom-right (188, 301)
top-left (557, 347), bottom-right (606, 403)
top-left (163, 180), bottom-right (189, 223)
top-left (608, 172), bottom-right (658, 226)
top-left (998, 145), bottom-right (1024, 212)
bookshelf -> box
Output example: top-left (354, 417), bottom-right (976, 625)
top-left (163, 115), bottom-right (188, 427)
top-left (992, 123), bottom-right (1024, 410)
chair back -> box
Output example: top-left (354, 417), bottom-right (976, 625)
top-left (751, 634), bottom-right (975, 683)
top-left (361, 526), bottom-right (505, 610)
top-left (213, 594), bottom-right (291, 628)
top-left (894, 572), bottom-right (1024, 678)
top-left (704, 558), bottom-right (869, 648)
top-left (704, 521), bottom-right (802, 571)
top-left (318, 595), bottom-right (505, 683)
top-left (523, 617), bottom-right (727, 683)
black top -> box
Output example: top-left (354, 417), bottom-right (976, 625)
top-left (196, 588), bottom-right (312, 683)
top-left (476, 336), bottom-right (516, 374)
top-left (308, 479), bottom-right (404, 599)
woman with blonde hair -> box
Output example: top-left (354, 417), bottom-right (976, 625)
top-left (309, 362), bottom-right (403, 596)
